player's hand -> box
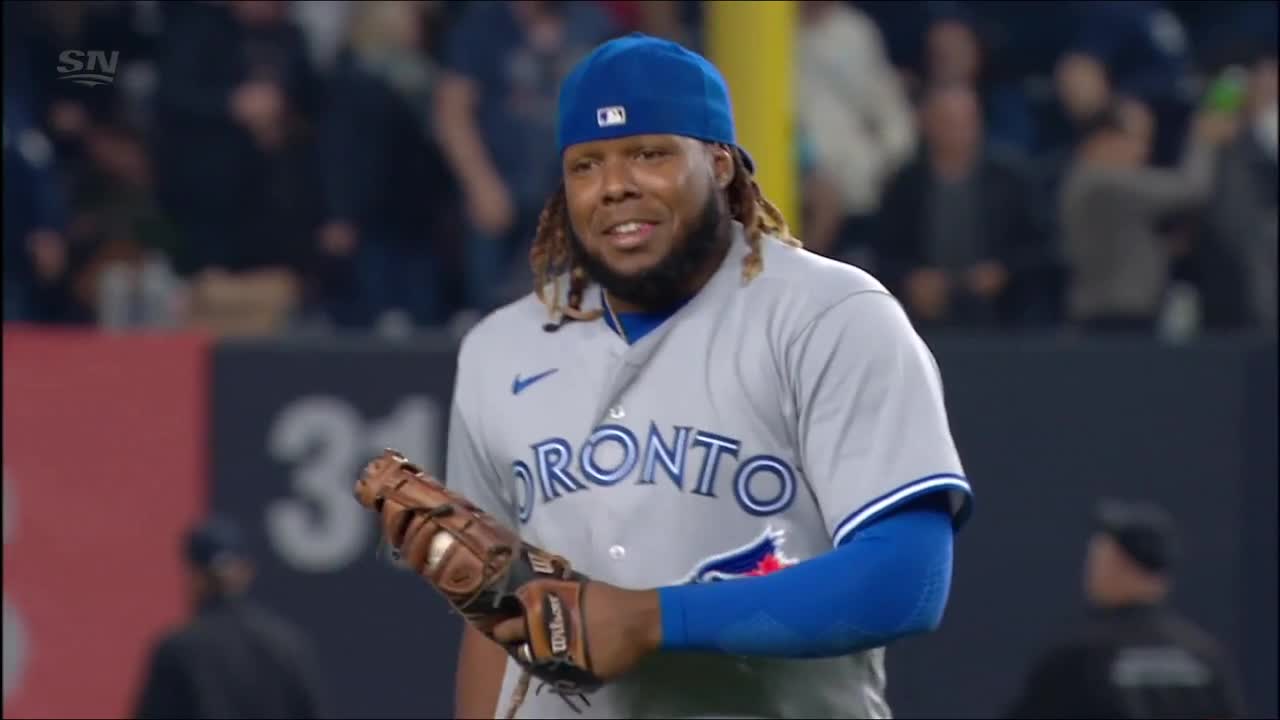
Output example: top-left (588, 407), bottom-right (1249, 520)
top-left (905, 267), bottom-right (951, 321)
top-left (491, 580), bottom-right (663, 683)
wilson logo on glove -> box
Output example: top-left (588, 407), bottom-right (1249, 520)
top-left (547, 595), bottom-right (569, 654)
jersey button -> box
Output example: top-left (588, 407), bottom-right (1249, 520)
top-left (608, 545), bottom-right (626, 560)
top-left (608, 405), bottom-right (625, 420)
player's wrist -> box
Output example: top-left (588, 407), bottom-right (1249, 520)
top-left (640, 589), bottom-right (666, 655)
top-left (617, 587), bottom-right (665, 657)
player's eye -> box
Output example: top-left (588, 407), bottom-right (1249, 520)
top-left (636, 148), bottom-right (668, 161)
top-left (568, 158), bottom-right (596, 174)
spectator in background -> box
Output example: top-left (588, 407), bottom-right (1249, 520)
top-left (5, 1), bottom-right (155, 159)
top-left (853, 0), bottom-right (933, 79)
top-left (920, 11), bottom-right (1036, 155)
top-left (797, 0), bottom-right (916, 263)
top-left (1004, 499), bottom-right (1248, 719)
top-left (1058, 98), bottom-right (1236, 335)
top-left (68, 122), bottom-right (184, 330)
top-left (3, 39), bottom-right (77, 325)
top-left (873, 82), bottom-right (1050, 330)
top-left (433, 0), bottom-right (618, 318)
top-left (152, 1), bottom-right (324, 337)
top-left (1206, 54), bottom-right (1278, 335)
top-left (315, 0), bottom-right (461, 334)
top-left (1053, 2), bottom-right (1194, 168)
top-left (290, 1), bottom-right (357, 77)
top-left (1180, 0), bottom-right (1278, 82)
top-left (134, 517), bottom-right (329, 719)
top-left (595, 0), bottom-right (699, 51)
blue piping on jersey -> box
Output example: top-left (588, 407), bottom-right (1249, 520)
top-left (830, 473), bottom-right (973, 548)
top-left (657, 493), bottom-right (955, 658)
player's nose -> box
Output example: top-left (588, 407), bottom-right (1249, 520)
top-left (599, 158), bottom-right (641, 205)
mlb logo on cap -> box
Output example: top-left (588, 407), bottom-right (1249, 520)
top-left (596, 105), bottom-right (626, 127)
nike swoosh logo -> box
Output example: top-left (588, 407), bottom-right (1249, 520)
top-left (512, 369), bottom-right (559, 395)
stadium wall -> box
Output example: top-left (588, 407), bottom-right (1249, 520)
top-left (3, 329), bottom-right (1275, 718)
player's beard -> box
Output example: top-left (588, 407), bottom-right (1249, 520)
top-left (570, 190), bottom-right (730, 311)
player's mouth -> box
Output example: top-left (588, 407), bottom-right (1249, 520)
top-left (602, 220), bottom-right (658, 250)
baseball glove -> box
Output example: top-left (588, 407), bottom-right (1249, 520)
top-left (353, 449), bottom-right (602, 716)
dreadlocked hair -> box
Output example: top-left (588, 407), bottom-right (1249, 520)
top-left (530, 146), bottom-right (802, 324)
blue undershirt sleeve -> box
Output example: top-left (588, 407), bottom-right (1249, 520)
top-left (657, 493), bottom-right (955, 658)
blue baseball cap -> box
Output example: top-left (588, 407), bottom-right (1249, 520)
top-left (557, 32), bottom-right (754, 173)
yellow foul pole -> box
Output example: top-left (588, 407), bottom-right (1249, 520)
top-left (704, 1), bottom-right (798, 234)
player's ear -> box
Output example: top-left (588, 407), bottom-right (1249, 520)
top-left (709, 143), bottom-right (735, 190)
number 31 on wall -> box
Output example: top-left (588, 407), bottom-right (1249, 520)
top-left (265, 396), bottom-right (442, 574)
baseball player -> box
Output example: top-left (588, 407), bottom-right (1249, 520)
top-left (444, 32), bottom-right (974, 719)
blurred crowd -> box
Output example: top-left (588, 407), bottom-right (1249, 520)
top-left (3, 0), bottom-right (1276, 339)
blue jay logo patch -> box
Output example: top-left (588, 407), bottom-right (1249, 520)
top-left (680, 526), bottom-right (799, 583)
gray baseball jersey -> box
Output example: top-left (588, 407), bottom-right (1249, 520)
top-left (445, 224), bottom-right (973, 719)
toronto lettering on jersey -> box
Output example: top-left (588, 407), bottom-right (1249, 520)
top-left (512, 422), bottom-right (796, 523)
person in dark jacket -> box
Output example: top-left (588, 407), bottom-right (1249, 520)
top-left (133, 517), bottom-right (328, 720)
top-left (872, 81), bottom-right (1055, 330)
top-left (314, 0), bottom-right (461, 331)
top-left (151, 1), bottom-right (322, 281)
top-left (1004, 499), bottom-right (1249, 719)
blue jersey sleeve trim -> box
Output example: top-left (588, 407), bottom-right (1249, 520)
top-left (831, 473), bottom-right (973, 547)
